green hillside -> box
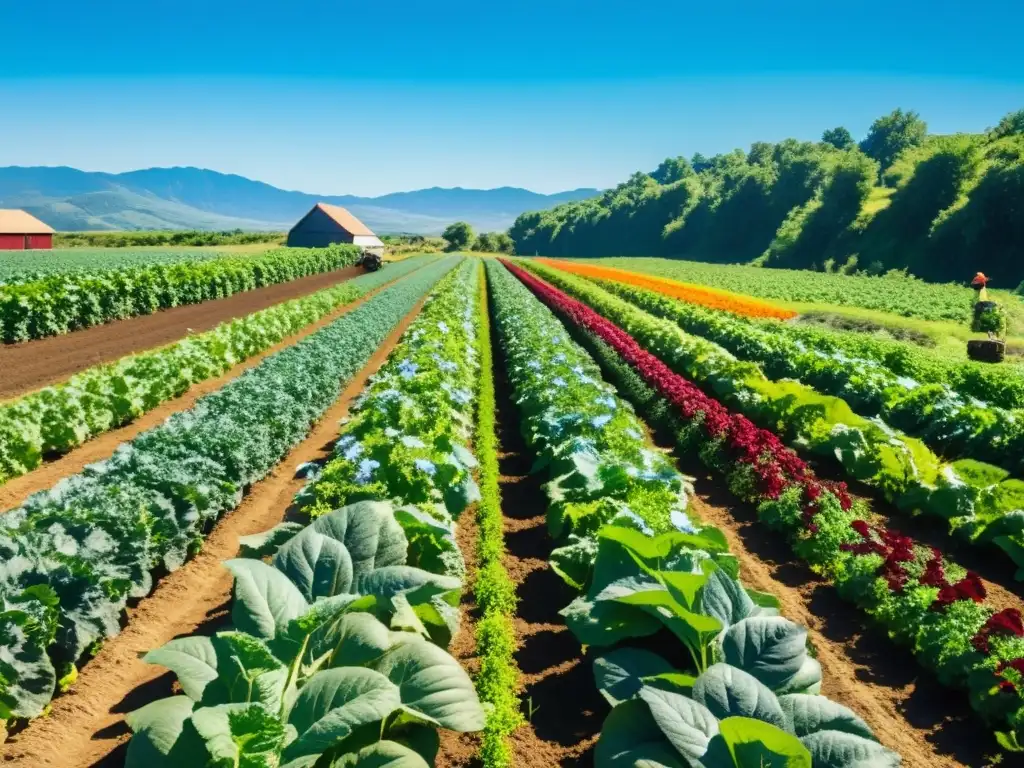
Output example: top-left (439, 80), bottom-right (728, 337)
top-left (509, 108), bottom-right (1024, 288)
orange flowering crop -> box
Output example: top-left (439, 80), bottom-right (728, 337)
top-left (534, 259), bottom-right (797, 320)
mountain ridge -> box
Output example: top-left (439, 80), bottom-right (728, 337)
top-left (0, 165), bottom-right (599, 234)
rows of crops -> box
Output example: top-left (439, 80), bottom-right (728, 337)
top-left (7, 250), bottom-right (1024, 767)
top-left (581, 256), bottom-right (986, 322)
top-left (0, 255), bottom-right (436, 486)
top-left (0, 248), bottom-right (236, 284)
top-left (0, 256), bottom-right (456, 722)
top-left (0, 243), bottom-right (360, 342)
top-left (517, 256), bottom-right (1024, 754)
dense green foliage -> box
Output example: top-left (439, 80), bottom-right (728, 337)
top-left (0, 256), bottom-right (437, 486)
top-left (0, 244), bottom-right (360, 343)
top-left (0, 258), bottom-right (457, 723)
top-left (859, 108), bottom-right (928, 175)
top-left (509, 107), bottom-right (1024, 286)
top-left (442, 221), bottom-right (475, 251)
top-left (0, 247), bottom-right (230, 284)
top-left (471, 231), bottom-right (515, 253)
top-left (52, 230), bottom-right (284, 249)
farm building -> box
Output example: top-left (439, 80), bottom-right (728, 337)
top-left (287, 203), bottom-right (385, 254)
top-left (0, 209), bottom-right (55, 250)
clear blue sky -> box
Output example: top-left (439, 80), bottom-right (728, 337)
top-left (1, 0), bottom-right (1022, 196)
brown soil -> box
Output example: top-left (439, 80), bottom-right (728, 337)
top-left (0, 294), bottom-right (430, 768)
top-left (436, 499), bottom-right (483, 767)
top-left (0, 269), bottom-right (403, 514)
top-left (0, 265), bottom-right (365, 399)
top-left (493, 332), bottom-right (605, 768)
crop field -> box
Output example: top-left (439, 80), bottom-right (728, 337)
top-left (4, 250), bottom-right (1024, 768)
top-left (0, 247), bottom-right (237, 284)
top-left (580, 256), bottom-right (1013, 324)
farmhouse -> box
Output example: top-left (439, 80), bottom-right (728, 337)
top-left (287, 203), bottom-right (385, 255)
top-left (0, 209), bottom-right (55, 250)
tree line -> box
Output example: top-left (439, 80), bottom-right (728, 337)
top-left (507, 108), bottom-right (1024, 288)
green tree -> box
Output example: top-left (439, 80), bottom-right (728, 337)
top-left (472, 232), bottom-right (495, 252)
top-left (491, 232), bottom-right (515, 254)
top-left (859, 108), bottom-right (928, 176)
top-left (441, 221), bottom-right (475, 251)
top-left (651, 156), bottom-right (693, 184)
top-left (992, 108), bottom-right (1024, 138)
top-left (691, 152), bottom-right (713, 173)
top-left (821, 126), bottom-right (855, 150)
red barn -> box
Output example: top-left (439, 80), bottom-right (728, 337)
top-left (0, 210), bottom-right (55, 250)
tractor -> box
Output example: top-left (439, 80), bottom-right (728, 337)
top-left (358, 250), bottom-right (383, 272)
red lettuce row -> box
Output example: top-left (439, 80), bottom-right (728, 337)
top-left (501, 258), bottom-right (1024, 750)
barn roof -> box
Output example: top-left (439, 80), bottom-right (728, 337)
top-left (0, 209), bottom-right (55, 235)
top-left (312, 203), bottom-right (376, 236)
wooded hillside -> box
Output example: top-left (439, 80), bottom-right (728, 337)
top-left (509, 108), bottom-right (1024, 287)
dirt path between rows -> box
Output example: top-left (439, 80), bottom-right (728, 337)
top-left (0, 265), bottom-right (365, 399)
top-left (0, 294), bottom-right (430, 768)
top-left (491, 325), bottom-right (605, 767)
top-left (0, 268), bottom-right (413, 514)
top-left (436, 491), bottom-right (483, 767)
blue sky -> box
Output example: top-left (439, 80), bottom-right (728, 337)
top-left (1, 0), bottom-right (1022, 196)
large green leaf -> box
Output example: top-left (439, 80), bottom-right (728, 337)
top-left (330, 739), bottom-right (431, 767)
top-left (226, 559), bottom-right (309, 641)
top-left (799, 730), bottom-right (900, 767)
top-left (0, 601), bottom-right (58, 719)
top-left (124, 696), bottom-right (207, 768)
top-left (368, 635), bottom-right (485, 731)
top-left (190, 702), bottom-right (286, 768)
top-left (697, 570), bottom-right (754, 627)
top-left (595, 699), bottom-right (688, 768)
top-left (593, 648), bottom-right (685, 707)
top-left (639, 686), bottom-right (720, 764)
top-left (777, 694), bottom-right (874, 740)
top-left (143, 636), bottom-right (219, 702)
top-left (283, 667), bottom-right (402, 761)
top-left (562, 595), bottom-right (662, 647)
top-left (612, 588), bottom-right (722, 656)
top-left (310, 501), bottom-right (408, 575)
top-left (326, 613), bottom-right (397, 668)
top-left (274, 528), bottom-right (354, 601)
top-left (720, 618), bottom-right (818, 693)
top-left (702, 716), bottom-right (812, 767)
top-left (691, 665), bottom-right (787, 732)
top-left (239, 522), bottom-right (306, 558)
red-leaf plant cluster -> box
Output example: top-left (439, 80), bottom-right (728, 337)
top-left (501, 260), bottom-right (1020, 675)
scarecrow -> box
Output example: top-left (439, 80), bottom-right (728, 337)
top-left (968, 271), bottom-right (1006, 361)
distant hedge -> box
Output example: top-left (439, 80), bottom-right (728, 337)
top-left (0, 244), bottom-right (360, 343)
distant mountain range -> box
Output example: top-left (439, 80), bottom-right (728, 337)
top-left (0, 166), bottom-right (599, 234)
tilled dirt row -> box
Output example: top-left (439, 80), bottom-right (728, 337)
top-left (0, 294), bottom-right (431, 767)
top-left (0, 264), bottom-right (365, 398)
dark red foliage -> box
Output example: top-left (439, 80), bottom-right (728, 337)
top-left (973, 609), bottom-right (1024, 654)
top-left (500, 260), bottom-right (997, 650)
top-left (996, 659), bottom-right (1024, 693)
